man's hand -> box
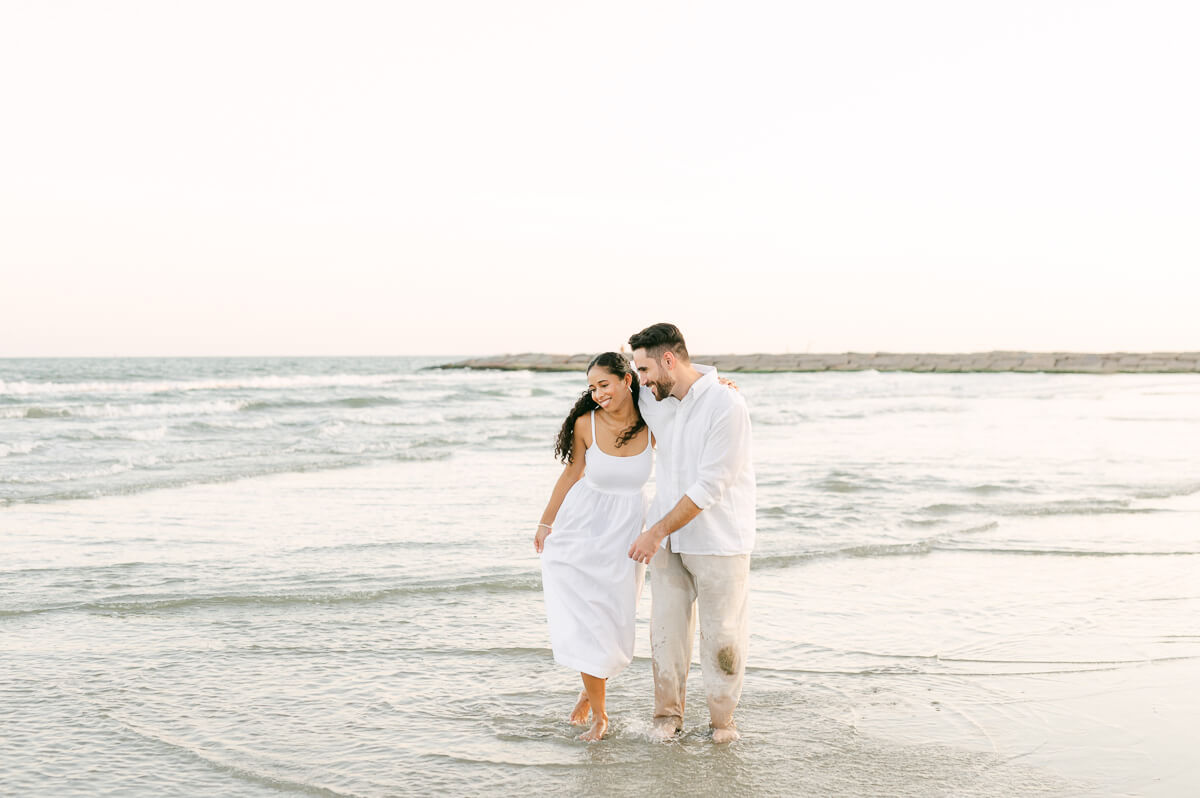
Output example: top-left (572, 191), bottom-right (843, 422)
top-left (628, 524), bottom-right (666, 564)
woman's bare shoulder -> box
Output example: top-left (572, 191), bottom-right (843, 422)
top-left (574, 412), bottom-right (592, 445)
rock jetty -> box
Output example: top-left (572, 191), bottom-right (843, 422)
top-left (437, 352), bottom-right (1200, 374)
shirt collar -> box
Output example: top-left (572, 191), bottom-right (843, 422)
top-left (683, 364), bottom-right (719, 402)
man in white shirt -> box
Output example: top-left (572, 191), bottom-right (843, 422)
top-left (626, 323), bottom-right (755, 744)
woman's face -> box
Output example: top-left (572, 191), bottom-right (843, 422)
top-left (587, 366), bottom-right (631, 413)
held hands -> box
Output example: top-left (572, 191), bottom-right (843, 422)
top-left (627, 523), bottom-right (666, 564)
top-left (534, 524), bottom-right (552, 553)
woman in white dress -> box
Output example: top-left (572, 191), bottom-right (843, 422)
top-left (534, 352), bottom-right (652, 741)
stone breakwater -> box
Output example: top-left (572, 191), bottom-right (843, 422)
top-left (438, 352), bottom-right (1200, 373)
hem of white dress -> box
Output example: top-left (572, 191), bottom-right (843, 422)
top-left (553, 652), bottom-right (629, 680)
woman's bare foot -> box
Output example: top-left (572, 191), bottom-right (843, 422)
top-left (711, 725), bottom-right (740, 744)
top-left (568, 690), bottom-right (591, 725)
top-left (576, 713), bottom-right (609, 741)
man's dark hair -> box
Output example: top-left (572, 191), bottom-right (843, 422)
top-left (628, 323), bottom-right (690, 363)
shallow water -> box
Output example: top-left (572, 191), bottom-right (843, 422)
top-left (2, 358), bottom-right (1199, 796)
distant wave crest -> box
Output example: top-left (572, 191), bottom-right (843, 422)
top-left (0, 373), bottom-right (411, 398)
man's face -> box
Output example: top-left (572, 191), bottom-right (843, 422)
top-left (632, 348), bottom-right (675, 401)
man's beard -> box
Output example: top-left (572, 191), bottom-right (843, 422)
top-left (650, 375), bottom-right (675, 401)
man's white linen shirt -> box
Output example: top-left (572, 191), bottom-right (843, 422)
top-left (638, 365), bottom-right (756, 556)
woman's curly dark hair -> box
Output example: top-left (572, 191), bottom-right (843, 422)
top-left (554, 352), bottom-right (646, 464)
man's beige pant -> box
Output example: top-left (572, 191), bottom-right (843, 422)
top-left (649, 540), bottom-right (750, 731)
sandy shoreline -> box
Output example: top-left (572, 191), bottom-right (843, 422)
top-left (438, 351), bottom-right (1200, 373)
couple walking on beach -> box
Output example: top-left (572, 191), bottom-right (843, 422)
top-left (534, 323), bottom-right (755, 743)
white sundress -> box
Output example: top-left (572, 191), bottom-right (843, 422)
top-left (540, 411), bottom-right (652, 678)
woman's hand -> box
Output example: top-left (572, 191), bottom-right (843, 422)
top-left (628, 524), bottom-right (666, 564)
top-left (534, 524), bottom-right (552, 553)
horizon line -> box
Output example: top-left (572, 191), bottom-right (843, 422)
top-left (3, 349), bottom-right (1199, 360)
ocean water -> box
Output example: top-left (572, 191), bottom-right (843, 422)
top-left (2, 357), bottom-right (1198, 797)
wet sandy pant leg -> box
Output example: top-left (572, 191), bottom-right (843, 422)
top-left (649, 541), bottom-right (696, 730)
top-left (682, 553), bottom-right (750, 731)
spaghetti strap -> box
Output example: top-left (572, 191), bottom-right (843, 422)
top-left (590, 410), bottom-right (597, 444)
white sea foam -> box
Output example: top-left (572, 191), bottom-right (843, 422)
top-left (123, 426), bottom-right (169, 441)
top-left (21, 400), bottom-right (249, 419)
top-left (5, 461), bottom-right (134, 484)
top-left (0, 407), bottom-right (41, 419)
top-left (185, 417), bottom-right (276, 431)
top-left (0, 440), bottom-right (39, 457)
top-left (0, 373), bottom-right (412, 398)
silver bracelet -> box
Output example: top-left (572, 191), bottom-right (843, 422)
top-left (537, 523), bottom-right (552, 529)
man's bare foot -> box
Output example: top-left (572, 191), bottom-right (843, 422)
top-left (576, 713), bottom-right (608, 741)
top-left (568, 690), bottom-right (591, 725)
top-left (711, 726), bottom-right (740, 744)
top-left (648, 717), bottom-right (682, 741)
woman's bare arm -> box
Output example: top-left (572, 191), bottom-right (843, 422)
top-left (534, 418), bottom-right (588, 552)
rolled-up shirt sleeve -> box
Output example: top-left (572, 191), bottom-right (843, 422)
top-left (684, 398), bottom-right (751, 511)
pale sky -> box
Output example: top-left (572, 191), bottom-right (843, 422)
top-left (1, 1), bottom-right (1196, 357)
